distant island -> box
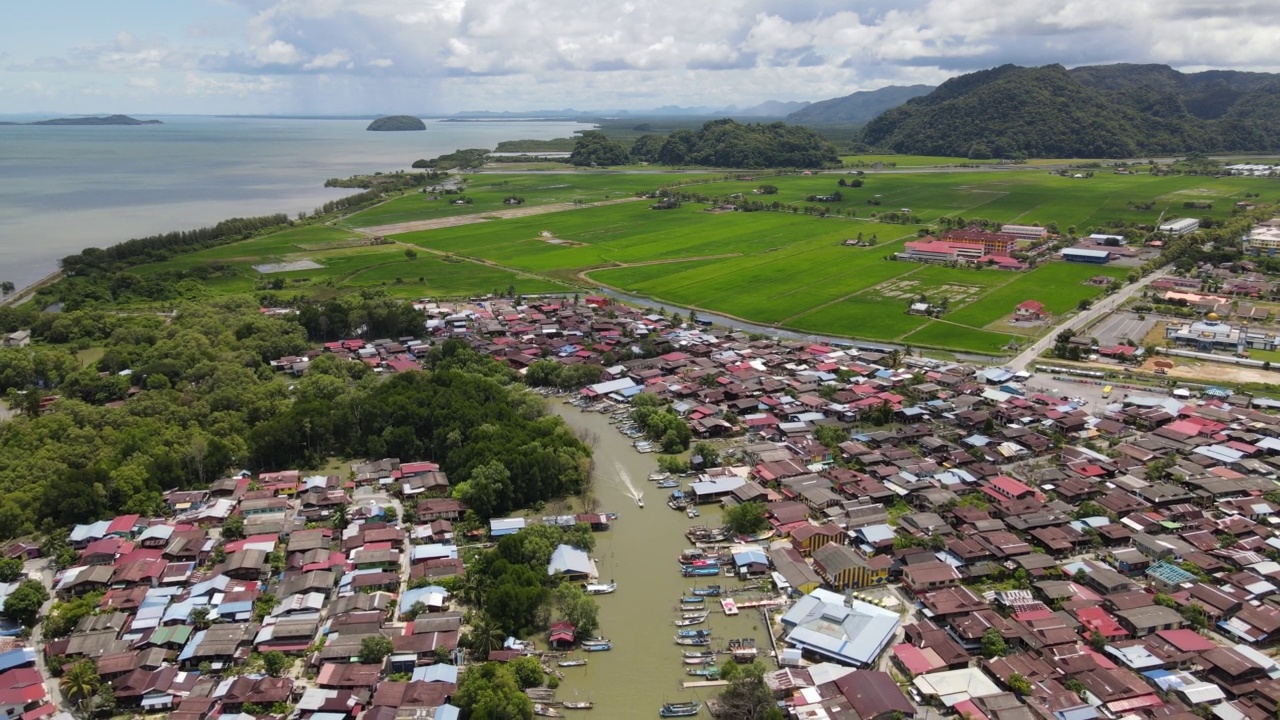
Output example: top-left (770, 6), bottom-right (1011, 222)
top-left (0, 114), bottom-right (163, 126)
top-left (367, 115), bottom-right (427, 131)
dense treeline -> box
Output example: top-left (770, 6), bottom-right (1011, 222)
top-left (630, 119), bottom-right (841, 168)
top-left (0, 301), bottom-right (591, 537)
top-left (59, 215), bottom-right (290, 276)
top-left (323, 170), bottom-right (445, 190)
top-left (861, 63), bottom-right (1280, 158)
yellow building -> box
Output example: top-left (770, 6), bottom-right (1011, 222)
top-left (813, 544), bottom-right (891, 590)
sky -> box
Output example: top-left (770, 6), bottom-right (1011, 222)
top-left (4, 0), bottom-right (1280, 116)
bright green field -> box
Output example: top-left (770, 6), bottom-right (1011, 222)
top-left (840, 154), bottom-right (982, 167)
top-left (341, 172), bottom-right (721, 228)
top-left (120, 166), bottom-right (1273, 353)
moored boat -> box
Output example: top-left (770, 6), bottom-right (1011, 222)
top-left (657, 479), bottom-right (679, 488)
top-left (680, 596), bottom-right (706, 604)
top-left (681, 610), bottom-right (707, 620)
top-left (690, 585), bottom-right (721, 596)
top-left (562, 702), bottom-right (594, 710)
top-left (558, 659), bottom-right (588, 667)
top-left (534, 704), bottom-right (564, 718)
top-left (676, 628), bottom-right (711, 638)
top-left (584, 582), bottom-right (617, 595)
top-left (674, 613), bottom-right (707, 627)
top-left (648, 472), bottom-right (671, 481)
top-left (582, 641), bottom-right (612, 652)
top-left (687, 667), bottom-right (720, 678)
top-left (682, 655), bottom-right (716, 665)
top-left (686, 506), bottom-right (699, 518)
top-left (660, 701), bottom-right (701, 717)
top-left (681, 566), bottom-right (720, 578)
top-left (674, 636), bottom-right (711, 646)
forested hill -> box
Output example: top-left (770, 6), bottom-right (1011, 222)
top-left (625, 119), bottom-right (840, 168)
top-left (858, 63), bottom-right (1280, 158)
top-left (786, 84), bottom-right (934, 124)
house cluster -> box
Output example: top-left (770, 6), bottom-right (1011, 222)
top-left (4, 462), bottom-right (486, 720)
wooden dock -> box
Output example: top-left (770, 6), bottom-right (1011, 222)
top-left (682, 680), bottom-right (730, 689)
top-left (732, 598), bottom-right (788, 609)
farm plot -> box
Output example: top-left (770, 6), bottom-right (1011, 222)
top-left (900, 321), bottom-right (1023, 355)
top-left (942, 263), bottom-right (1128, 330)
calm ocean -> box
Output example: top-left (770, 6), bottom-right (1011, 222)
top-left (0, 116), bottom-right (591, 291)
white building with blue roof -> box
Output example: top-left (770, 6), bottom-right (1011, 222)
top-left (780, 588), bottom-right (900, 667)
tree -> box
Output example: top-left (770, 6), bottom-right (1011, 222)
top-left (814, 425), bottom-right (847, 450)
top-left (691, 441), bottom-right (720, 468)
top-left (221, 513), bottom-right (245, 541)
top-left (1088, 630), bottom-right (1107, 650)
top-left (404, 249), bottom-right (419, 261)
top-left (453, 663), bottom-right (534, 720)
top-left (3, 579), bottom-right (48, 627)
top-left (552, 583), bottom-right (600, 639)
top-left (1007, 672), bottom-right (1032, 696)
top-left (723, 501), bottom-right (769, 536)
top-left (981, 627), bottom-right (1008, 658)
top-left (359, 635), bottom-right (394, 665)
top-left (509, 655), bottom-right (544, 690)
top-left (0, 557), bottom-right (23, 582)
top-left (716, 662), bottom-right (783, 720)
top-left (0, 281), bottom-right (13, 297)
top-left (262, 650), bottom-right (290, 678)
top-left (60, 660), bottom-right (101, 704)
top-left (467, 615), bottom-right (507, 659)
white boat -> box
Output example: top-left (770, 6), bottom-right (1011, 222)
top-left (558, 659), bottom-right (588, 667)
top-left (637, 497), bottom-right (645, 509)
top-left (648, 472), bottom-right (671, 481)
top-left (584, 582), bottom-right (617, 595)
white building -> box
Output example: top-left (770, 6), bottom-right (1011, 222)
top-left (1158, 218), bottom-right (1200, 236)
top-left (1000, 224), bottom-right (1048, 241)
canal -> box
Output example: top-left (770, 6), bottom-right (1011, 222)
top-left (548, 401), bottom-right (770, 717)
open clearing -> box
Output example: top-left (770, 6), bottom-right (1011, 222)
top-left (254, 260), bottom-right (323, 274)
top-left (123, 168), bottom-right (1266, 353)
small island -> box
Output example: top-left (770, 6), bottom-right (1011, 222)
top-left (366, 115), bottom-right (427, 132)
top-left (23, 114), bottom-right (162, 126)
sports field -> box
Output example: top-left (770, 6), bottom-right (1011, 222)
top-left (123, 166), bottom-right (1262, 353)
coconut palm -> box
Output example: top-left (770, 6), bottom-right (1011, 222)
top-left (469, 615), bottom-right (507, 659)
top-left (60, 660), bottom-right (101, 704)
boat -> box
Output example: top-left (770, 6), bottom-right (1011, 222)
top-left (686, 506), bottom-right (699, 518)
top-left (656, 479), bottom-right (679, 489)
top-left (583, 582), bottom-right (617, 595)
top-left (674, 614), bottom-right (707, 627)
top-left (683, 655), bottom-right (716, 665)
top-left (690, 585), bottom-right (722, 596)
top-left (582, 642), bottom-right (612, 652)
top-left (676, 628), bottom-right (711, 638)
top-left (674, 636), bottom-right (711, 646)
top-left (679, 549), bottom-right (707, 563)
top-left (558, 659), bottom-right (588, 667)
top-left (660, 701), bottom-right (702, 717)
top-left (648, 472), bottom-right (671, 481)
top-left (728, 638), bottom-right (758, 661)
top-left (739, 528), bottom-right (776, 542)
top-left (680, 596), bottom-right (706, 604)
top-left (562, 702), bottom-right (594, 710)
top-left (534, 704), bottom-right (564, 718)
top-left (681, 566), bottom-right (720, 578)
top-left (681, 610), bottom-right (707, 620)
top-left (687, 667), bottom-right (720, 678)
top-left (683, 649), bottom-right (716, 658)
top-left (637, 498), bottom-right (645, 509)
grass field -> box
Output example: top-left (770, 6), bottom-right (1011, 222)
top-left (340, 172), bottom-right (722, 229)
top-left (120, 165), bottom-right (1273, 353)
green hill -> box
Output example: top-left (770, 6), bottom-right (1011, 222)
top-left (367, 115), bottom-right (427, 131)
top-left (859, 63), bottom-right (1280, 158)
top-left (786, 85), bottom-right (934, 125)
top-left (628, 118), bottom-right (840, 168)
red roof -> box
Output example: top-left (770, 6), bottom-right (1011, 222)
top-left (400, 462), bottom-right (440, 475)
top-left (892, 643), bottom-right (946, 675)
top-left (1156, 628), bottom-right (1216, 652)
top-left (1076, 606), bottom-right (1127, 638)
top-left (106, 514), bottom-right (141, 535)
top-left (1015, 300), bottom-right (1045, 312)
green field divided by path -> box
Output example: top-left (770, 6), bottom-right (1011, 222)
top-left (123, 167), bottom-right (1263, 352)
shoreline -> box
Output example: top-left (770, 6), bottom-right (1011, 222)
top-left (1, 269), bottom-right (62, 309)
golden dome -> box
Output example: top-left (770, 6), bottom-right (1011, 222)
top-left (1206, 312), bottom-right (1220, 321)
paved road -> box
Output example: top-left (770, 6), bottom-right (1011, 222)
top-left (1008, 269), bottom-right (1166, 372)
top-left (25, 559), bottom-right (66, 710)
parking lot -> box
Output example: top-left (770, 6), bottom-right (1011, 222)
top-left (1088, 310), bottom-right (1157, 347)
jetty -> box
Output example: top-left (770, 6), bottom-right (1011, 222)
top-left (681, 680), bottom-right (730, 689)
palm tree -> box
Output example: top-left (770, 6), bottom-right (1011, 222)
top-left (469, 615), bottom-right (507, 659)
top-left (60, 660), bottom-right (101, 704)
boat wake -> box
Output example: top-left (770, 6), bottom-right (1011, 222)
top-left (614, 460), bottom-right (643, 502)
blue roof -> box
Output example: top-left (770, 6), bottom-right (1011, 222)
top-left (434, 705), bottom-right (461, 720)
top-left (413, 664), bottom-right (460, 683)
top-left (732, 549), bottom-right (769, 567)
top-left (548, 545), bottom-right (596, 576)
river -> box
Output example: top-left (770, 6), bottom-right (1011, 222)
top-left (548, 401), bottom-right (770, 717)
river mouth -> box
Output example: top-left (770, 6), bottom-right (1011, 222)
top-left (546, 400), bottom-right (772, 717)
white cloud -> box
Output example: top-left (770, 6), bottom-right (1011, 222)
top-left (303, 48), bottom-right (350, 70)
top-left (368, 58), bottom-right (394, 68)
top-left (128, 77), bottom-right (159, 89)
top-left (255, 40), bottom-right (302, 65)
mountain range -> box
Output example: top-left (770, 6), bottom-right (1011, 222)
top-left (859, 63), bottom-right (1280, 158)
top-left (785, 85), bottom-right (935, 124)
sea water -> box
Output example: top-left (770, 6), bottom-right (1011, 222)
top-left (0, 116), bottom-right (591, 291)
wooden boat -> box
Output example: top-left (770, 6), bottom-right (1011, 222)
top-left (660, 701), bottom-right (701, 717)
top-left (534, 704), bottom-right (564, 718)
top-left (739, 528), bottom-right (776, 542)
top-left (648, 472), bottom-right (671, 481)
top-left (676, 628), bottom-right (711, 638)
top-left (690, 585), bottom-right (721, 596)
top-left (680, 596), bottom-right (706, 604)
top-left (582, 642), bottom-right (612, 652)
top-left (686, 506), bottom-right (700, 518)
top-left (583, 582), bottom-right (616, 595)
top-left (683, 650), bottom-right (716, 658)
top-left (679, 549), bottom-right (706, 563)
top-left (657, 479), bottom-right (679, 488)
top-left (561, 702), bottom-right (593, 710)
top-left (674, 614), bottom-right (707, 627)
top-left (681, 610), bottom-right (707, 620)
top-left (682, 566), bottom-right (720, 578)
top-left (558, 659), bottom-right (588, 667)
top-left (683, 655), bottom-right (716, 665)
top-left (674, 636), bottom-right (711, 646)
top-left (687, 667), bottom-right (720, 678)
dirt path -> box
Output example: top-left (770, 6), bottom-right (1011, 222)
top-left (354, 196), bottom-right (646, 236)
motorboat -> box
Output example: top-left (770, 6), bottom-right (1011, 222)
top-left (689, 585), bottom-right (721, 597)
top-left (583, 582), bottom-right (617, 595)
top-left (660, 701), bottom-right (701, 717)
top-left (558, 659), bottom-right (588, 667)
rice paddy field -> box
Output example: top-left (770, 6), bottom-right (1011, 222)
top-left (125, 166), bottom-right (1268, 353)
